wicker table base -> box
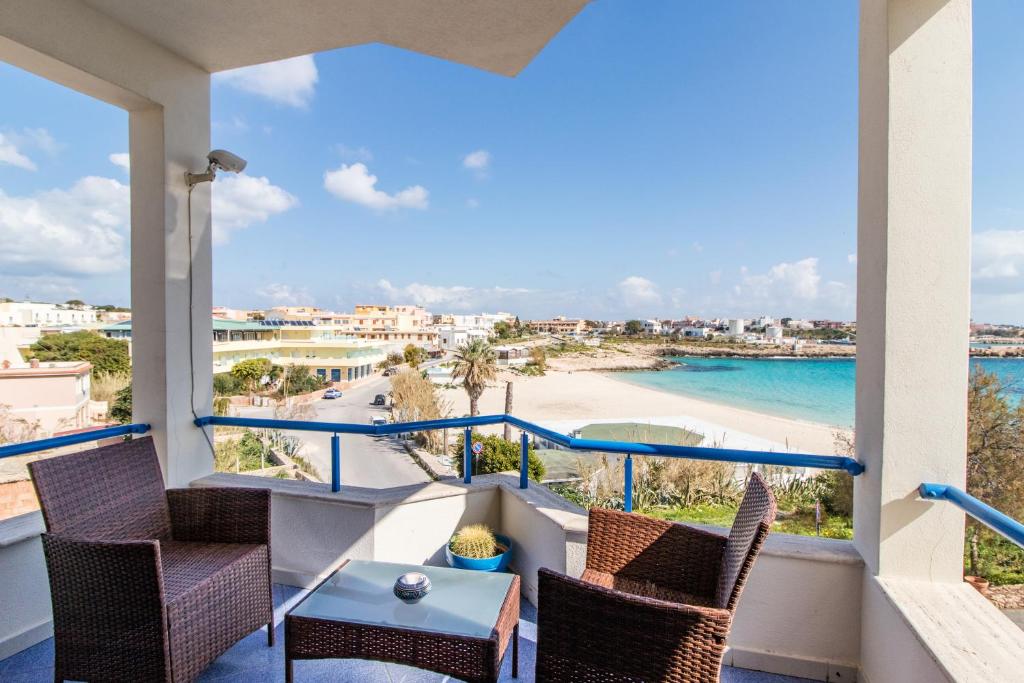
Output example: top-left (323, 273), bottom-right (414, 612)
top-left (285, 561), bottom-right (520, 683)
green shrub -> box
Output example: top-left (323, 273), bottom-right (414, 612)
top-left (109, 384), bottom-right (132, 424)
top-left (816, 470), bottom-right (854, 517)
top-left (213, 372), bottom-right (239, 396)
top-left (449, 524), bottom-right (500, 558)
top-left (453, 431), bottom-right (545, 481)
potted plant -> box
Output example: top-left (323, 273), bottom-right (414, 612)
top-left (445, 524), bottom-right (512, 572)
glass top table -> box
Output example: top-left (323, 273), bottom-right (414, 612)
top-left (290, 560), bottom-right (515, 638)
top-left (285, 559), bottom-right (521, 682)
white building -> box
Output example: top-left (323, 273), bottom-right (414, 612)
top-left (786, 319), bottom-right (815, 330)
top-left (681, 326), bottom-right (711, 339)
top-left (766, 325), bottom-right (784, 343)
top-left (0, 301), bottom-right (100, 327)
top-left (436, 326), bottom-right (489, 351)
top-left (727, 319), bottom-right (745, 336)
top-left (756, 315), bottom-right (775, 328)
top-left (641, 319), bottom-right (661, 334)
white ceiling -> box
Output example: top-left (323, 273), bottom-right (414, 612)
top-left (80, 0), bottom-right (589, 76)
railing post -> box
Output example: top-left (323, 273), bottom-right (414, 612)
top-left (331, 433), bottom-right (340, 492)
top-left (520, 431), bottom-right (529, 489)
top-left (623, 454), bottom-right (633, 513)
top-left (463, 427), bottom-right (472, 484)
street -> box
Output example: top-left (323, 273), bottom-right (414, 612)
top-left (236, 373), bottom-right (431, 489)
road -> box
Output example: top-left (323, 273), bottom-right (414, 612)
top-left (236, 373), bottom-right (431, 489)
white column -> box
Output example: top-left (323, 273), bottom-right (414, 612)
top-left (130, 84), bottom-right (214, 487)
top-left (854, 0), bottom-right (972, 581)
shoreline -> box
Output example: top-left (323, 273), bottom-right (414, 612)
top-left (440, 368), bottom-right (845, 455)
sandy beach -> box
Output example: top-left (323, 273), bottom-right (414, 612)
top-left (439, 369), bottom-right (845, 455)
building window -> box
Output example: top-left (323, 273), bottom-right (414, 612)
top-left (316, 368), bottom-right (327, 379)
top-left (331, 368), bottom-right (341, 382)
top-left (347, 368), bottom-right (353, 381)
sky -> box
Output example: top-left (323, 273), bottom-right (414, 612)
top-left (0, 1), bottom-right (1023, 323)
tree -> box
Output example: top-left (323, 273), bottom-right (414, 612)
top-left (64, 299), bottom-right (85, 309)
top-left (27, 331), bottom-right (130, 376)
top-left (380, 351), bottom-right (404, 369)
top-left (503, 381), bottom-right (514, 441)
top-left (965, 367), bottom-right (1024, 575)
top-left (624, 320), bottom-right (644, 336)
top-left (453, 431), bottom-right (545, 481)
top-left (529, 347), bottom-right (547, 372)
top-left (109, 384), bottom-right (132, 424)
top-left (390, 369), bottom-right (451, 452)
top-left (452, 339), bottom-right (497, 417)
top-left (230, 358), bottom-right (272, 394)
top-left (275, 365), bottom-right (324, 397)
top-left (403, 344), bottom-right (426, 368)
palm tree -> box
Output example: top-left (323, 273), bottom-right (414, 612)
top-left (452, 338), bottom-right (497, 417)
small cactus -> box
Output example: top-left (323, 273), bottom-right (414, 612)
top-left (449, 524), bottom-right (500, 559)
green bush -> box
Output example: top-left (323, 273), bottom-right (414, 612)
top-left (453, 431), bottom-right (545, 481)
top-left (109, 384), bottom-right (132, 424)
top-left (816, 470), bottom-right (854, 517)
top-left (213, 372), bottom-right (239, 396)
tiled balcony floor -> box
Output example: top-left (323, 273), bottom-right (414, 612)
top-left (1, 584), bottom-right (813, 682)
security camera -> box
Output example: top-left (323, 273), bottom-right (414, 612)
top-left (207, 149), bottom-right (247, 174)
top-left (185, 149), bottom-right (247, 187)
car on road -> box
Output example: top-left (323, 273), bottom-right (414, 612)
top-left (382, 367), bottom-right (397, 376)
top-left (322, 388), bottom-right (342, 399)
top-left (371, 394), bottom-right (387, 406)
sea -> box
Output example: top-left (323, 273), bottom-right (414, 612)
top-left (616, 356), bottom-right (1024, 429)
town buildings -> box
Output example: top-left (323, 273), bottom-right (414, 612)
top-left (0, 338), bottom-right (92, 433)
top-left (526, 316), bottom-right (586, 335)
top-left (104, 318), bottom-right (385, 384)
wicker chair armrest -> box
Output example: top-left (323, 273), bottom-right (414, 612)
top-left (167, 487), bottom-right (270, 545)
top-left (537, 567), bottom-right (731, 681)
top-left (41, 534), bottom-right (171, 676)
top-left (586, 508), bottom-right (727, 599)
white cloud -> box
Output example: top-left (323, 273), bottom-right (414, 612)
top-left (847, 253), bottom-right (857, 265)
top-left (462, 150), bottom-right (491, 177)
top-left (617, 275), bottom-right (663, 310)
top-left (212, 174), bottom-right (298, 245)
top-left (0, 132), bottom-right (37, 170)
top-left (709, 270), bottom-right (722, 285)
top-left (323, 163), bottom-right (428, 210)
top-left (0, 176), bottom-right (130, 276)
top-left (109, 152), bottom-right (130, 172)
top-left (973, 230), bottom-right (1024, 283)
top-left (214, 55), bottom-right (318, 107)
top-left (257, 282), bottom-right (311, 305)
top-left (377, 279), bottom-right (530, 311)
top-left (730, 257), bottom-right (852, 316)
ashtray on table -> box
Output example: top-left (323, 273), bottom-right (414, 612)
top-left (393, 572), bottom-right (431, 602)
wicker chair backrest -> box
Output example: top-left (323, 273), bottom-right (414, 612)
top-left (715, 471), bottom-right (777, 611)
top-left (28, 436), bottom-right (171, 540)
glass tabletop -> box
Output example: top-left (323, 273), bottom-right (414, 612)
top-left (289, 560), bottom-right (515, 639)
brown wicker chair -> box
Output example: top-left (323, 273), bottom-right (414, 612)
top-left (28, 436), bottom-right (274, 683)
top-left (536, 471), bottom-right (777, 683)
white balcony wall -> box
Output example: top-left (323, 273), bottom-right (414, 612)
top-left (0, 0), bottom-right (214, 487)
top-left (188, 472), bottom-right (864, 681)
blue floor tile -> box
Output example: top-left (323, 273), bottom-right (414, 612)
top-left (1, 584), bottom-right (813, 682)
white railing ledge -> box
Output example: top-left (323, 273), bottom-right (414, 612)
top-left (0, 511), bottom-right (45, 548)
top-left (190, 471), bottom-right (505, 509)
top-left (872, 576), bottom-right (1024, 682)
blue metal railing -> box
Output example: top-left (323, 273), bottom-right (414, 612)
top-left (196, 414), bottom-right (863, 511)
top-left (919, 483), bottom-right (1024, 550)
top-left (0, 423), bottom-right (151, 459)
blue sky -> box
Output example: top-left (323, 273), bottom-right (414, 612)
top-left (1, 1), bottom-right (1022, 323)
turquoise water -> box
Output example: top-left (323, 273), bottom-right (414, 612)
top-left (616, 357), bottom-right (1024, 428)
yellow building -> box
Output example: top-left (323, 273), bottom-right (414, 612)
top-left (104, 319), bottom-right (387, 385)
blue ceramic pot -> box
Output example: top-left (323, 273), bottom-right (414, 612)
top-left (445, 534), bottom-right (512, 572)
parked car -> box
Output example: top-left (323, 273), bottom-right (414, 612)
top-left (322, 388), bottom-right (342, 399)
top-left (371, 394), bottom-right (387, 406)
top-left (383, 367), bottom-right (397, 376)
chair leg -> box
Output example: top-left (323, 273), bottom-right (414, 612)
top-left (267, 621), bottom-right (275, 647)
top-left (512, 622), bottom-right (519, 678)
